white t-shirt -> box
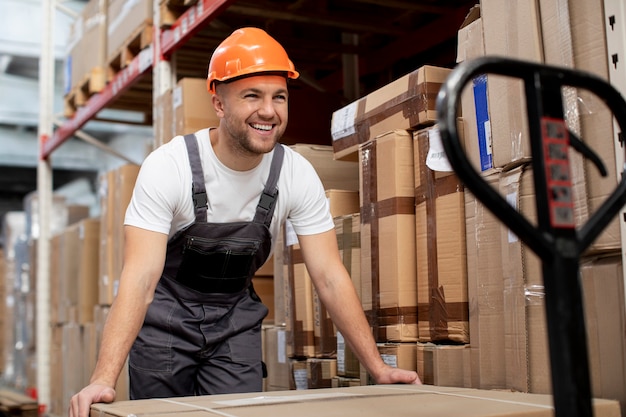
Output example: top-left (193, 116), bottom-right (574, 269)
top-left (125, 128), bottom-right (334, 250)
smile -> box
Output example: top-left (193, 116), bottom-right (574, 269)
top-left (251, 123), bottom-right (273, 131)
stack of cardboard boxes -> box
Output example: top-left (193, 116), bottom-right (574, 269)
top-left (64, 0), bottom-right (155, 115)
top-left (264, 1), bottom-right (625, 416)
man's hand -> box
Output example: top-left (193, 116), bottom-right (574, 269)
top-left (68, 383), bottom-right (116, 417)
top-left (374, 365), bottom-right (422, 385)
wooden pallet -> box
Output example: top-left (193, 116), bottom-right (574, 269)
top-left (107, 21), bottom-right (153, 82)
top-left (159, 0), bottom-right (196, 29)
top-left (63, 66), bottom-right (107, 117)
top-left (0, 389), bottom-right (38, 417)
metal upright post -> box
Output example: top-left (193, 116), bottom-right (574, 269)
top-left (36, 0), bottom-right (55, 410)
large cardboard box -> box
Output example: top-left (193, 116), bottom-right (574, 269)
top-left (542, 0), bottom-right (620, 253)
top-left (465, 172), bottom-right (507, 390)
top-left (77, 218), bottom-right (100, 324)
top-left (498, 166), bottom-right (550, 394)
top-left (107, 0), bottom-right (153, 63)
top-left (581, 255), bottom-right (626, 415)
top-left (90, 384), bottom-right (622, 417)
top-left (282, 221), bottom-right (315, 358)
top-left (335, 213), bottom-right (361, 378)
top-left (306, 358), bottom-right (337, 389)
top-left (173, 78), bottom-right (220, 135)
top-left (359, 130), bottom-right (417, 342)
top-left (480, 0), bottom-right (543, 169)
top-left (290, 144), bottom-right (359, 192)
top-left (264, 325), bottom-right (291, 392)
top-left (98, 164), bottom-right (140, 305)
top-left (331, 66), bottom-right (451, 160)
top-left (417, 342), bottom-right (471, 388)
top-left (414, 124), bottom-right (469, 344)
top-left (65, 0), bottom-right (107, 95)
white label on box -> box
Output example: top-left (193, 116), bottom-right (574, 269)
top-left (426, 126), bottom-right (454, 172)
top-left (277, 329), bottom-right (286, 364)
top-left (294, 368), bottom-right (308, 390)
top-left (331, 102), bottom-right (358, 141)
top-left (506, 192), bottom-right (519, 243)
top-left (172, 86), bottom-right (183, 110)
top-left (380, 354), bottom-right (398, 368)
top-left (337, 332), bottom-right (345, 373)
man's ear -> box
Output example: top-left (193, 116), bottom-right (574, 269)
top-left (212, 93), bottom-right (225, 118)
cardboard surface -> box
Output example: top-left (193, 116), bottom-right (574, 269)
top-left (90, 384), bottom-right (622, 417)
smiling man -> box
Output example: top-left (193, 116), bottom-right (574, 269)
top-left (68, 27), bottom-right (420, 417)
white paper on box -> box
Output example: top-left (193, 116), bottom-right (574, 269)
top-left (426, 127), bottom-right (454, 172)
top-left (380, 354), bottom-right (398, 368)
top-left (172, 86), bottom-right (183, 109)
top-left (331, 101), bottom-right (358, 141)
top-left (277, 329), bottom-right (286, 364)
top-left (337, 332), bottom-right (345, 373)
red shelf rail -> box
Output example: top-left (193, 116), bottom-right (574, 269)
top-left (45, 0), bottom-right (235, 159)
top-left (160, 0), bottom-right (236, 57)
top-left (43, 46), bottom-right (154, 159)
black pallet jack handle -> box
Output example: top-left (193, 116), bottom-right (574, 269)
top-left (437, 56), bottom-right (626, 417)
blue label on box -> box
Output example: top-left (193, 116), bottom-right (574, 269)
top-left (473, 74), bottom-right (493, 171)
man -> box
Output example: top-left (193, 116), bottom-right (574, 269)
top-left (69, 27), bottom-right (420, 417)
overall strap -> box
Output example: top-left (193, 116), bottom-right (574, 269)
top-left (253, 144), bottom-right (285, 227)
top-left (183, 134), bottom-right (208, 222)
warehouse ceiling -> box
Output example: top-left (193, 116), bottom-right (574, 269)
top-left (108, 0), bottom-right (478, 143)
top-left (171, 0), bottom-right (477, 102)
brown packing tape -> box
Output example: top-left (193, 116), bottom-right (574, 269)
top-left (415, 129), bottom-right (468, 342)
top-left (360, 140), bottom-right (379, 314)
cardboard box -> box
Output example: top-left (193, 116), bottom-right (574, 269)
top-left (335, 214), bottom-right (361, 378)
top-left (456, 7), bottom-right (495, 174)
top-left (173, 78), bottom-right (220, 135)
top-left (290, 144), bottom-right (360, 192)
top-left (154, 89), bottom-right (175, 147)
top-left (581, 254), bottom-right (626, 415)
top-left (264, 325), bottom-right (291, 392)
top-left (480, 0), bottom-right (543, 169)
top-left (498, 166), bottom-right (550, 394)
top-left (281, 221), bottom-right (315, 358)
top-left (417, 342), bottom-right (471, 388)
top-left (307, 358), bottom-right (337, 388)
top-left (325, 190), bottom-right (359, 217)
top-left (107, 0), bottom-right (153, 62)
top-left (331, 65), bottom-right (451, 160)
top-left (77, 218), bottom-right (100, 324)
top-left (65, 0), bottom-right (107, 95)
top-left (413, 125), bottom-right (469, 344)
top-left (89, 384), bottom-right (622, 417)
top-left (465, 172), bottom-right (507, 390)
top-left (98, 164), bottom-right (140, 305)
top-left (359, 130), bottom-right (417, 342)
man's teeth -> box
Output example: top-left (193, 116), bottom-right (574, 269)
top-left (252, 123), bottom-right (272, 131)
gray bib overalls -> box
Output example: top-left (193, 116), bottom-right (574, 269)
top-left (128, 134), bottom-right (283, 399)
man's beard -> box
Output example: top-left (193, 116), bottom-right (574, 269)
top-left (226, 121), bottom-right (284, 156)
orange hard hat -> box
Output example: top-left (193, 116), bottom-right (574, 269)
top-left (207, 27), bottom-right (299, 93)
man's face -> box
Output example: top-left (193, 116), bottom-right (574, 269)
top-left (214, 74), bottom-right (289, 156)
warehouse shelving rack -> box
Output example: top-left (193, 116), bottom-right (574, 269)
top-left (36, 0), bottom-right (236, 408)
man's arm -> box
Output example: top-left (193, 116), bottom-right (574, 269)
top-left (297, 229), bottom-right (421, 385)
top-left (69, 225), bottom-right (168, 417)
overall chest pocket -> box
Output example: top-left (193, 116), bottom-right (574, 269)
top-left (176, 236), bottom-right (261, 293)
